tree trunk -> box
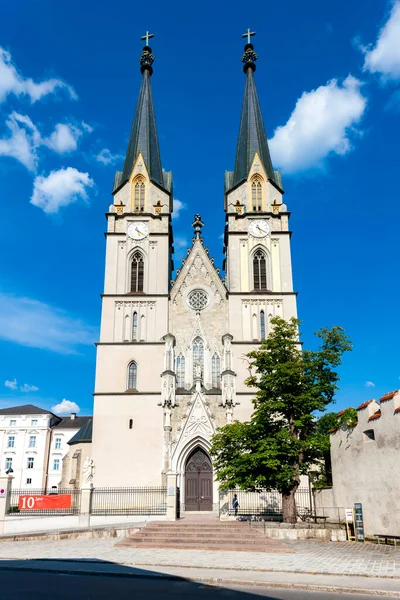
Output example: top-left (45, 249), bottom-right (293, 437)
top-left (282, 488), bottom-right (298, 523)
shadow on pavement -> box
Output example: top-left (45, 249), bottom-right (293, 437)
top-left (0, 558), bottom-right (279, 599)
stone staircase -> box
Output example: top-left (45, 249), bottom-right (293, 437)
top-left (116, 520), bottom-right (291, 552)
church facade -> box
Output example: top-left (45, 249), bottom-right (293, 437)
top-left (91, 37), bottom-right (298, 512)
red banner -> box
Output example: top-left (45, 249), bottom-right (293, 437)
top-left (18, 494), bottom-right (72, 510)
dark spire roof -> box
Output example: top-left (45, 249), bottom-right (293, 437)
top-left (227, 40), bottom-right (282, 193)
top-left (68, 419), bottom-right (92, 446)
top-left (114, 41), bottom-right (171, 194)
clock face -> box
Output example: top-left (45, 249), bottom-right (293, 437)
top-left (249, 219), bottom-right (270, 238)
top-left (127, 222), bottom-right (149, 240)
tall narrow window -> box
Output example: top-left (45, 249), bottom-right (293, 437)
top-left (260, 310), bottom-right (266, 340)
top-left (212, 354), bottom-right (221, 389)
top-left (132, 312), bottom-right (138, 340)
top-left (29, 436), bottom-right (36, 448)
top-left (252, 178), bottom-right (262, 211)
top-left (253, 249), bottom-right (267, 291)
top-left (7, 436), bottom-right (15, 448)
top-left (5, 458), bottom-right (12, 471)
top-left (27, 457), bottom-right (34, 469)
top-left (134, 178), bottom-right (145, 212)
top-left (176, 354), bottom-right (185, 388)
top-left (128, 361), bottom-right (137, 390)
top-left (192, 337), bottom-right (204, 379)
top-left (131, 251), bottom-right (144, 292)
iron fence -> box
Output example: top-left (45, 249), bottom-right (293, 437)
top-left (7, 488), bottom-right (81, 516)
top-left (220, 487), bottom-right (313, 520)
top-left (90, 487), bottom-right (167, 515)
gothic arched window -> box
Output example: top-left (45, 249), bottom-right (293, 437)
top-left (127, 361), bottom-right (137, 390)
top-left (212, 353), bottom-right (221, 389)
top-left (134, 178), bottom-right (145, 212)
top-left (176, 354), bottom-right (185, 389)
top-left (192, 337), bottom-right (204, 379)
top-left (260, 310), bottom-right (266, 340)
top-left (251, 177), bottom-right (262, 212)
top-left (132, 312), bottom-right (138, 341)
top-left (130, 251), bottom-right (144, 293)
top-left (253, 249), bottom-right (267, 291)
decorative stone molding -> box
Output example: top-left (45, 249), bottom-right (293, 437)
top-left (118, 241), bottom-right (126, 249)
top-left (115, 301), bottom-right (156, 308)
top-left (241, 299), bottom-right (282, 306)
top-left (149, 240), bottom-right (158, 248)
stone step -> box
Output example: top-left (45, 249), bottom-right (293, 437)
top-left (141, 527), bottom-right (260, 535)
top-left (127, 535), bottom-right (273, 545)
top-left (117, 539), bottom-right (289, 552)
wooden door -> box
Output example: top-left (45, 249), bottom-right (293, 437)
top-left (185, 448), bottom-right (213, 511)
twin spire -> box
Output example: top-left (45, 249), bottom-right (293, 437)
top-left (114, 31), bottom-right (281, 197)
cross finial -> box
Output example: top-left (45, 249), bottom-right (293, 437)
top-left (242, 28), bottom-right (256, 44)
top-left (192, 214), bottom-right (204, 240)
top-left (141, 30), bottom-right (154, 47)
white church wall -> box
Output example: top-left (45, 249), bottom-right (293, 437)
top-left (94, 344), bottom-right (164, 393)
top-left (99, 298), bottom-right (167, 343)
top-left (92, 394), bottom-right (164, 487)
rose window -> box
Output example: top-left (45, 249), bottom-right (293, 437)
top-left (187, 289), bottom-right (208, 311)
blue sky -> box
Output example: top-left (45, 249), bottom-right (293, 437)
top-left (0, 0), bottom-right (400, 416)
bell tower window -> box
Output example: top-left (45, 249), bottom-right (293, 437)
top-left (133, 177), bottom-right (145, 212)
top-left (176, 354), bottom-right (185, 389)
top-left (212, 353), bottom-right (221, 389)
top-left (253, 249), bottom-right (267, 291)
top-left (251, 177), bottom-right (262, 212)
top-left (131, 251), bottom-right (144, 293)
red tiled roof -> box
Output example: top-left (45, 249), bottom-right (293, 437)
top-left (394, 407), bottom-right (400, 415)
top-left (357, 400), bottom-right (373, 411)
top-left (380, 390), bottom-right (399, 403)
top-left (329, 427), bottom-right (338, 434)
top-left (337, 409), bottom-right (348, 417)
top-left (368, 411), bottom-right (381, 422)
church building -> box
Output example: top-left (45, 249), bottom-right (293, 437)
top-left (91, 33), bottom-right (298, 512)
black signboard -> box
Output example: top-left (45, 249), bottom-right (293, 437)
top-left (354, 503), bottom-right (365, 542)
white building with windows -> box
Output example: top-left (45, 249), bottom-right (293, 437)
top-left (91, 36), bottom-right (298, 513)
top-left (0, 405), bottom-right (91, 489)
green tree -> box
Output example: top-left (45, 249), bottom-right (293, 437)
top-left (210, 317), bottom-right (352, 523)
top-left (312, 408), bottom-right (358, 488)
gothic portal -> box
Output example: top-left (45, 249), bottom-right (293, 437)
top-left (90, 33), bottom-right (298, 513)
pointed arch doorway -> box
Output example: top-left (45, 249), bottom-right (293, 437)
top-left (185, 447), bottom-right (213, 511)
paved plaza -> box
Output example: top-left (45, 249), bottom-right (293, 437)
top-left (0, 537), bottom-right (398, 579)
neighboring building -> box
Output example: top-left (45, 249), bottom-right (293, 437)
top-left (91, 36), bottom-right (298, 512)
top-left (0, 405), bottom-right (91, 490)
top-left (315, 390), bottom-right (400, 536)
top-left (47, 414), bottom-right (92, 489)
top-left (60, 420), bottom-right (92, 490)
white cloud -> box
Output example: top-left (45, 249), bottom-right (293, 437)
top-left (0, 292), bottom-right (97, 354)
top-left (5, 378), bottom-right (17, 390)
top-left (95, 148), bottom-right (122, 165)
top-left (173, 198), bottom-right (186, 219)
top-left (51, 399), bottom-right (80, 415)
top-left (269, 76), bottom-right (367, 174)
top-left (45, 123), bottom-right (82, 153)
top-left (174, 236), bottom-right (189, 250)
top-left (363, 2), bottom-right (400, 81)
top-left (31, 167), bottom-right (95, 214)
top-left (365, 381), bottom-right (376, 388)
top-left (0, 115), bottom-right (90, 170)
top-left (0, 47), bottom-right (76, 103)
top-left (0, 112), bottom-right (40, 170)
top-left (20, 384), bottom-right (39, 393)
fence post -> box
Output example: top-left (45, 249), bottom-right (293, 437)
top-left (166, 471), bottom-right (177, 522)
top-left (79, 484), bottom-right (93, 528)
top-left (0, 475), bottom-right (13, 535)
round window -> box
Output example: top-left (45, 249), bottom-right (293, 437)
top-left (187, 289), bottom-right (209, 311)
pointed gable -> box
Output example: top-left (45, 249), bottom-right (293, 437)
top-left (172, 388), bottom-right (215, 460)
top-left (171, 238), bottom-right (226, 303)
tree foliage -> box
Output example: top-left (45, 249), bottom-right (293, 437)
top-left (210, 317), bottom-right (352, 522)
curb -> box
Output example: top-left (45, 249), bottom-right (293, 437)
top-left (0, 563), bottom-right (399, 597)
top-left (134, 562), bottom-right (400, 580)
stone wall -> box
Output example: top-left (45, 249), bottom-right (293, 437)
top-left (316, 391), bottom-right (400, 536)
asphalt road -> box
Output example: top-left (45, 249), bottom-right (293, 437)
top-left (2, 570), bottom-right (399, 600)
